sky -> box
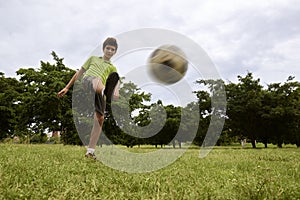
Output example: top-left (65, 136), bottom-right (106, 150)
top-left (1, 0), bottom-right (300, 92)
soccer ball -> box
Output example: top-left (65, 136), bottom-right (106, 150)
top-left (148, 45), bottom-right (188, 84)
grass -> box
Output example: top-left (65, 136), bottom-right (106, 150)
top-left (0, 144), bottom-right (299, 200)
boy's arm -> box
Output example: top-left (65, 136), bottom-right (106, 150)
top-left (57, 67), bottom-right (85, 97)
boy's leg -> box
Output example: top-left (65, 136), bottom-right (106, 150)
top-left (83, 76), bottom-right (105, 96)
top-left (92, 77), bottom-right (105, 95)
top-left (104, 72), bottom-right (120, 103)
top-left (85, 112), bottom-right (104, 160)
top-left (85, 77), bottom-right (106, 159)
top-left (88, 73), bottom-right (120, 103)
top-left (88, 112), bottom-right (104, 149)
top-left (85, 74), bottom-right (119, 158)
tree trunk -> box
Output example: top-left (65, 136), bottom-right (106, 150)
top-left (262, 138), bottom-right (268, 148)
top-left (172, 140), bottom-right (176, 148)
top-left (277, 138), bottom-right (283, 148)
top-left (264, 142), bottom-right (268, 148)
top-left (251, 139), bottom-right (256, 148)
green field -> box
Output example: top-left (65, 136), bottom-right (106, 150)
top-left (0, 144), bottom-right (299, 200)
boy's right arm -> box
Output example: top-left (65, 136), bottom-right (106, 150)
top-left (57, 67), bottom-right (85, 97)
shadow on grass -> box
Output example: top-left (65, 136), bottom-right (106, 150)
top-left (102, 143), bottom-right (299, 151)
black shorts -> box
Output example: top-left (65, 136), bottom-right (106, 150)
top-left (82, 76), bottom-right (106, 115)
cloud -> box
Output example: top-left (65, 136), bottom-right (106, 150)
top-left (0, 0), bottom-right (299, 86)
top-left (176, 0), bottom-right (300, 84)
top-left (0, 0), bottom-right (114, 75)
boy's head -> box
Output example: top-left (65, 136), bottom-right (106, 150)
top-left (103, 37), bottom-right (118, 51)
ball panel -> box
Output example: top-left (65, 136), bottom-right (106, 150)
top-left (148, 45), bottom-right (188, 84)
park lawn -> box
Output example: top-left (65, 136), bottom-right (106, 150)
top-left (0, 144), bottom-right (299, 200)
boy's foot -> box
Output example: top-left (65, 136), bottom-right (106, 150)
top-left (85, 152), bottom-right (97, 160)
top-left (104, 72), bottom-right (119, 103)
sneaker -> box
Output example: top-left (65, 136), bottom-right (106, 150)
top-left (85, 152), bottom-right (97, 160)
top-left (104, 72), bottom-right (120, 103)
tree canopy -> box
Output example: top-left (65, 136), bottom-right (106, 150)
top-left (0, 52), bottom-right (299, 148)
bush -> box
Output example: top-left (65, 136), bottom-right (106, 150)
top-left (49, 136), bottom-right (61, 144)
top-left (30, 133), bottom-right (48, 144)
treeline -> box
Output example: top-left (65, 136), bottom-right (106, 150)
top-left (0, 52), bottom-right (299, 148)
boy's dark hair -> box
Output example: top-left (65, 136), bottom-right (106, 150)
top-left (103, 37), bottom-right (118, 50)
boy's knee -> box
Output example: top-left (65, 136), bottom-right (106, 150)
top-left (92, 78), bottom-right (104, 94)
top-left (95, 113), bottom-right (104, 123)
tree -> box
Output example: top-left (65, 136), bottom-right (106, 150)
top-left (192, 90), bottom-right (211, 146)
top-left (179, 101), bottom-right (202, 146)
top-left (104, 81), bottom-right (153, 147)
top-left (0, 72), bottom-right (21, 140)
top-left (146, 104), bottom-right (181, 148)
top-left (262, 76), bottom-right (300, 147)
top-left (16, 51), bottom-right (79, 144)
top-left (226, 73), bottom-right (263, 148)
top-left (194, 79), bottom-right (227, 147)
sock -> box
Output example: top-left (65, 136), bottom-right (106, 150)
top-left (86, 148), bottom-right (95, 154)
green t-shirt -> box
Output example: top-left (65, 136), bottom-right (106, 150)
top-left (82, 56), bottom-right (117, 85)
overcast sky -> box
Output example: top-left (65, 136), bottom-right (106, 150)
top-left (1, 0), bottom-right (300, 87)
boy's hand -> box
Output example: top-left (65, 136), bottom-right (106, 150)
top-left (57, 88), bottom-right (68, 98)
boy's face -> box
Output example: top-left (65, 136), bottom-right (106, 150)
top-left (103, 45), bottom-right (117, 61)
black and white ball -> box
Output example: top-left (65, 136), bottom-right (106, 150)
top-left (148, 45), bottom-right (188, 84)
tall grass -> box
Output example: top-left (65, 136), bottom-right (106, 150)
top-left (0, 144), bottom-right (299, 199)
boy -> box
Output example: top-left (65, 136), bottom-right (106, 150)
top-left (57, 37), bottom-right (120, 159)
